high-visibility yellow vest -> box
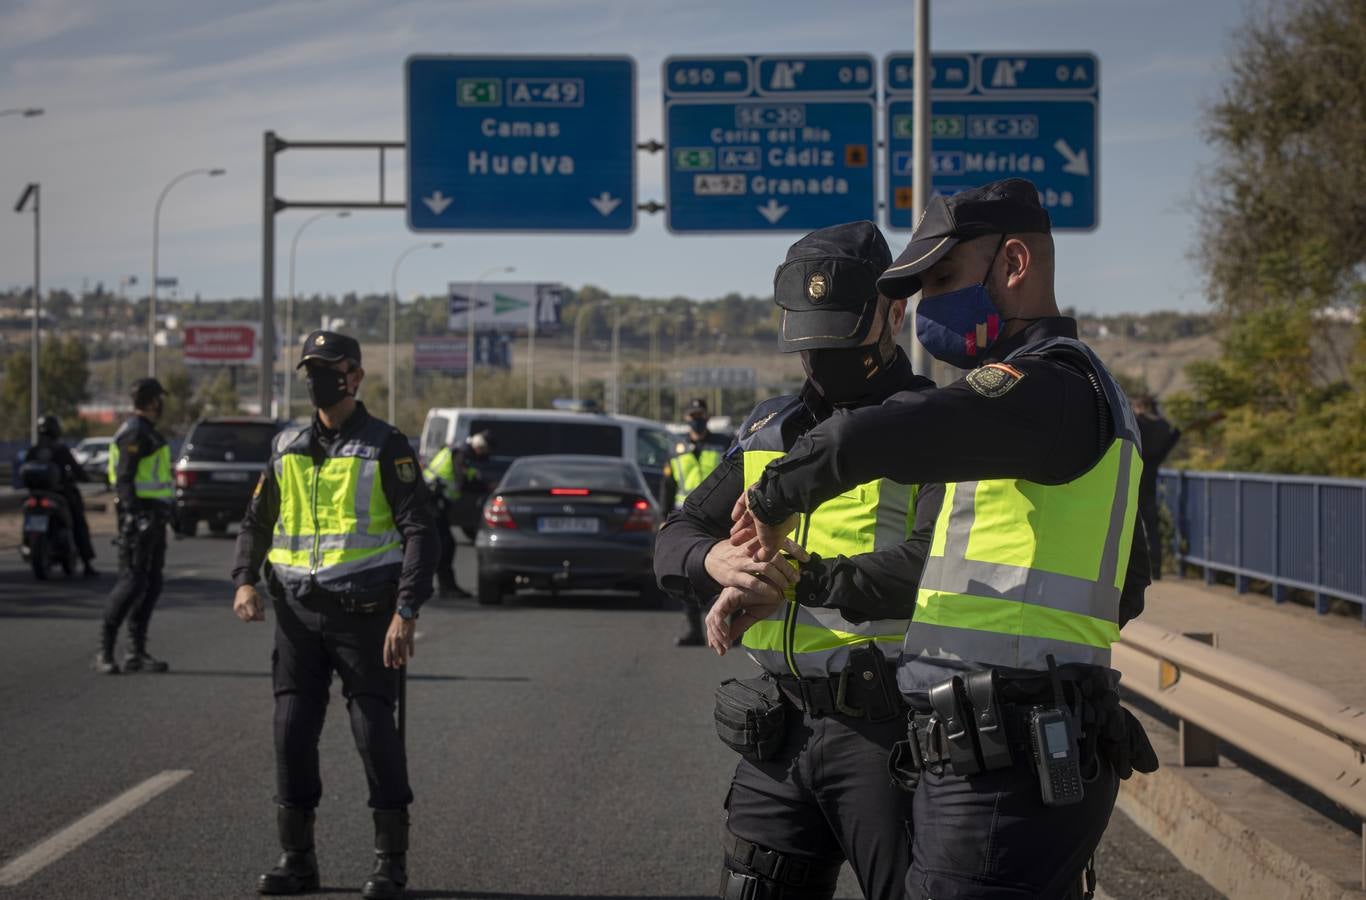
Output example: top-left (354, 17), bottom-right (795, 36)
top-left (900, 337), bottom-right (1143, 691)
top-left (107, 420), bottom-right (172, 501)
top-left (266, 417), bottom-right (403, 597)
top-left (422, 446), bottom-right (478, 502)
top-left (738, 398), bottom-right (919, 678)
top-left (672, 447), bottom-right (722, 504)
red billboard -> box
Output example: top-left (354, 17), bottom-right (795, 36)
top-left (183, 322), bottom-right (260, 366)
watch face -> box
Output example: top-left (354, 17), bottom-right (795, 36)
top-left (399, 606), bottom-right (416, 620)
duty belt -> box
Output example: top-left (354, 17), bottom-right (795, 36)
top-left (772, 653), bottom-right (901, 722)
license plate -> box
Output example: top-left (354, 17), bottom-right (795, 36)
top-left (536, 517), bottom-right (600, 534)
top-left (213, 471), bottom-right (250, 482)
top-left (24, 514), bottom-right (48, 532)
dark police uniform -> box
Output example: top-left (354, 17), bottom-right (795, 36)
top-left (421, 437), bottom-right (488, 596)
top-left (100, 379), bottom-right (173, 673)
top-left (654, 222), bottom-right (942, 900)
top-left (744, 182), bottom-right (1157, 900)
top-left (233, 332), bottom-right (435, 898)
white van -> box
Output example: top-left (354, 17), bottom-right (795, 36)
top-left (419, 407), bottom-right (676, 534)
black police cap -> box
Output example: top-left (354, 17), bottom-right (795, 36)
top-left (877, 178), bottom-right (1052, 300)
top-left (685, 398), bottom-right (708, 415)
top-left (773, 220), bottom-right (893, 352)
top-left (130, 377), bottom-right (167, 407)
top-left (298, 330), bottom-right (362, 369)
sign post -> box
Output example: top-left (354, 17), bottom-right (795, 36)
top-left (406, 55), bottom-right (636, 232)
top-left (663, 54), bottom-right (877, 232)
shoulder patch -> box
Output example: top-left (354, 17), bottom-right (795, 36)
top-left (966, 363), bottom-right (1026, 399)
top-left (252, 473), bottom-right (265, 498)
top-left (748, 411), bottom-right (779, 434)
top-left (394, 457), bottom-right (417, 483)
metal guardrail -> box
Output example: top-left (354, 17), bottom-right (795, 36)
top-left (1158, 468), bottom-right (1366, 624)
top-left (1115, 620), bottom-right (1366, 887)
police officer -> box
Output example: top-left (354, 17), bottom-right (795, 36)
top-left (664, 398), bottom-right (732, 646)
top-left (422, 429), bottom-right (493, 598)
top-left (31, 415), bottom-right (98, 578)
top-left (654, 222), bottom-right (941, 900)
top-left (231, 331), bottom-right (436, 899)
top-left (730, 180), bottom-right (1157, 899)
top-left (97, 378), bottom-right (173, 674)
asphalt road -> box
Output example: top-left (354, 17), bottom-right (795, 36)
top-left (0, 525), bottom-right (1220, 900)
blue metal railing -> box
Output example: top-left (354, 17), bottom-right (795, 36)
top-left (1157, 468), bottom-right (1366, 625)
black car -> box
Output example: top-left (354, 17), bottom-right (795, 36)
top-left (173, 417), bottom-right (281, 536)
top-left (473, 455), bottom-right (661, 606)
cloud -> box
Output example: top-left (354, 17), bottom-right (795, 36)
top-left (0, 0), bottom-right (94, 50)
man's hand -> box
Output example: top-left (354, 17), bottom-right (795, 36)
top-left (233, 584), bottom-right (265, 622)
top-left (705, 587), bottom-right (782, 656)
top-left (704, 539), bottom-right (805, 603)
top-left (729, 491), bottom-right (802, 562)
top-left (384, 615), bottom-right (416, 669)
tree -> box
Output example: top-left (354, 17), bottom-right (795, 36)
top-left (0, 336), bottom-right (91, 440)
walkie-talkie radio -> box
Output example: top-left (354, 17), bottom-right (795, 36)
top-left (1029, 655), bottom-right (1084, 807)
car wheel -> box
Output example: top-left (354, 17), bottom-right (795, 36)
top-left (461, 526), bottom-right (478, 542)
top-left (637, 576), bottom-right (667, 608)
top-left (477, 573), bottom-right (504, 606)
top-left (208, 519), bottom-right (228, 536)
top-left (177, 517), bottom-right (198, 538)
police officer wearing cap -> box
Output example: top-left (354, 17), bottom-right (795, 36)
top-left (663, 397), bottom-right (733, 646)
top-left (231, 331), bottom-right (436, 899)
top-left (96, 377), bottom-right (174, 675)
top-left (654, 221), bottom-right (942, 900)
top-left (730, 180), bottom-right (1158, 899)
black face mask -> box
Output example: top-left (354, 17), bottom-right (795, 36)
top-left (305, 366), bottom-right (351, 409)
top-left (687, 416), bottom-right (708, 434)
top-left (801, 330), bottom-right (897, 404)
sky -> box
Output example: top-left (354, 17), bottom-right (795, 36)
top-left (0, 0), bottom-right (1254, 315)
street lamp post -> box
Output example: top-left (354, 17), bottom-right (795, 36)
top-left (14, 184), bottom-right (40, 445)
top-left (389, 242), bottom-right (443, 425)
top-left (283, 211), bottom-right (350, 420)
top-left (465, 265), bottom-right (515, 408)
top-left (150, 167), bottom-right (224, 378)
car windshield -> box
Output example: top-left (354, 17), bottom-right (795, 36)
top-left (467, 419), bottom-right (622, 457)
top-left (501, 458), bottom-right (641, 493)
top-left (184, 423), bottom-right (277, 462)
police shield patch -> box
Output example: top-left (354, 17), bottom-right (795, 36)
top-left (966, 363), bottom-right (1025, 398)
top-left (395, 457), bottom-right (417, 483)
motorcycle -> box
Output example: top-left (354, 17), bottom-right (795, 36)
top-left (17, 461), bottom-right (78, 580)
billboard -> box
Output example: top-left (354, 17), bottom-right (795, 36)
top-left (414, 337), bottom-right (469, 374)
top-left (447, 282), bottom-right (566, 334)
top-left (183, 322), bottom-right (260, 366)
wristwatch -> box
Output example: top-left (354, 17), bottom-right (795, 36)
top-left (397, 605), bottom-right (418, 621)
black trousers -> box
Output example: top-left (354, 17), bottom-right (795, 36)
top-left (904, 757), bottom-right (1118, 900)
top-left (101, 523), bottom-right (166, 651)
top-left (725, 706), bottom-right (913, 900)
top-left (63, 488), bottom-right (95, 562)
top-left (272, 592), bottom-right (412, 811)
top-left (434, 522), bottom-right (457, 590)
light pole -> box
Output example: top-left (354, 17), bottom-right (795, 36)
top-left (909, 0), bottom-right (933, 381)
top-left (465, 265), bottom-right (515, 408)
top-left (389, 242), bottom-right (443, 425)
top-left (283, 211), bottom-right (350, 420)
top-left (150, 167), bottom-right (224, 378)
top-left (0, 108), bottom-right (44, 118)
top-left (14, 184), bottom-right (40, 445)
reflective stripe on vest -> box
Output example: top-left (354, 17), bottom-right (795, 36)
top-left (740, 447), bottom-right (916, 678)
top-left (266, 422), bottom-right (402, 594)
top-left (900, 337), bottom-right (1142, 689)
top-left (672, 449), bottom-right (722, 503)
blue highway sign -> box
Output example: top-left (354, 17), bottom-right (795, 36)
top-left (406, 55), bottom-right (635, 232)
top-left (663, 55), bottom-right (876, 232)
top-left (885, 53), bottom-right (1098, 231)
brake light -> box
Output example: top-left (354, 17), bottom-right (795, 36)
top-left (38, 498), bottom-right (53, 509)
top-left (484, 495), bottom-right (516, 529)
top-left (550, 488), bottom-right (591, 496)
top-left (623, 498), bottom-right (655, 532)
top-left (175, 470), bottom-right (197, 489)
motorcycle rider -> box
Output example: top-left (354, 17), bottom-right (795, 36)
top-left (29, 415), bottom-right (98, 578)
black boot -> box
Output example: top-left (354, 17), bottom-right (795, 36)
top-left (94, 630), bottom-right (119, 674)
top-left (257, 806), bottom-right (319, 895)
top-left (361, 809), bottom-right (409, 899)
top-left (124, 634), bottom-right (169, 673)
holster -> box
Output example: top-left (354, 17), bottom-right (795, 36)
top-left (714, 676), bottom-right (788, 763)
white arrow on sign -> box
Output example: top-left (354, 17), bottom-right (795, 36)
top-left (422, 191), bottom-right (453, 215)
top-left (756, 199), bottom-right (789, 224)
top-left (1053, 140), bottom-right (1090, 177)
top-left (589, 192), bottom-right (621, 217)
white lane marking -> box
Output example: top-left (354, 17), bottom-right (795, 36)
top-left (0, 769), bottom-right (192, 886)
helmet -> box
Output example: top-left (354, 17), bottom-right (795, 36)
top-left (36, 415), bottom-right (61, 440)
top-left (468, 431), bottom-right (493, 455)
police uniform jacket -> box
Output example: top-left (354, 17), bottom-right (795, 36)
top-left (110, 414), bottom-right (171, 514)
top-left (232, 403), bottom-right (437, 612)
top-left (654, 347), bottom-right (944, 628)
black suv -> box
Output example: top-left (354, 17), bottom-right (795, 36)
top-left (173, 417), bottom-right (281, 536)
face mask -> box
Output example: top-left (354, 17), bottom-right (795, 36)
top-left (801, 330), bottom-right (896, 404)
top-left (306, 367), bottom-right (351, 409)
top-left (687, 416), bottom-right (708, 433)
top-left (915, 237), bottom-right (1005, 369)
